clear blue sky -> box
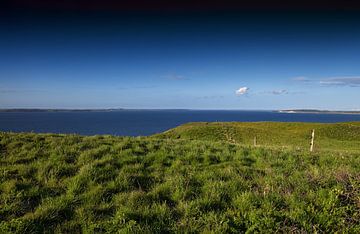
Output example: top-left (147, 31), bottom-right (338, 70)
top-left (1, 6), bottom-right (360, 110)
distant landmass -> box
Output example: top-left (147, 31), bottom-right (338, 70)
top-left (0, 108), bottom-right (125, 112)
top-left (278, 109), bottom-right (360, 114)
top-left (0, 108), bottom-right (194, 113)
top-left (1, 108), bottom-right (360, 115)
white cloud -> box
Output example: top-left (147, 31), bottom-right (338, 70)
top-left (257, 89), bottom-right (304, 95)
top-left (319, 77), bottom-right (360, 87)
top-left (271, 89), bottom-right (288, 95)
top-left (235, 87), bottom-right (249, 96)
top-left (293, 76), bottom-right (360, 87)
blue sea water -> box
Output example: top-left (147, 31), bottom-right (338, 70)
top-left (0, 110), bottom-right (360, 136)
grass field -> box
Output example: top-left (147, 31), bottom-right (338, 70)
top-left (1, 122), bottom-right (360, 233)
top-left (154, 122), bottom-right (360, 152)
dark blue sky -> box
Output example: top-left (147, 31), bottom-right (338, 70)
top-left (1, 1), bottom-right (360, 109)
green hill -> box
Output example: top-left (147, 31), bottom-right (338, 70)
top-left (0, 122), bottom-right (359, 233)
top-left (154, 122), bottom-right (360, 151)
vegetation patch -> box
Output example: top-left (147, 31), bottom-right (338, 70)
top-left (0, 122), bottom-right (359, 232)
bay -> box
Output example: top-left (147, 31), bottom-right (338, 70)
top-left (1, 110), bottom-right (360, 136)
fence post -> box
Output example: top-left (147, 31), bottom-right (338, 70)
top-left (310, 129), bottom-right (315, 152)
top-left (254, 136), bottom-right (257, 147)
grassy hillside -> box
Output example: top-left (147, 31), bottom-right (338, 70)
top-left (0, 122), bottom-right (360, 233)
top-left (154, 122), bottom-right (360, 151)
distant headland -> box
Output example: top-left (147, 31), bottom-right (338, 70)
top-left (277, 109), bottom-right (360, 115)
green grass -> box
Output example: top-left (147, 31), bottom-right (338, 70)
top-left (154, 121), bottom-right (360, 151)
top-left (0, 122), bottom-right (360, 233)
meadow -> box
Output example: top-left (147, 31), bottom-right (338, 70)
top-left (0, 122), bottom-right (359, 233)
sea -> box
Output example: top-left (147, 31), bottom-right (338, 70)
top-left (1, 110), bottom-right (360, 136)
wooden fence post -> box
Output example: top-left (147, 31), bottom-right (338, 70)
top-left (254, 136), bottom-right (257, 147)
top-left (310, 129), bottom-right (315, 152)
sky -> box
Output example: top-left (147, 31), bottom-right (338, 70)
top-left (1, 0), bottom-right (360, 110)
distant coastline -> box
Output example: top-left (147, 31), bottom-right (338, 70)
top-left (277, 109), bottom-right (360, 115)
top-left (0, 108), bottom-right (125, 113)
top-left (1, 108), bottom-right (360, 115)
top-left (0, 108), bottom-right (194, 113)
